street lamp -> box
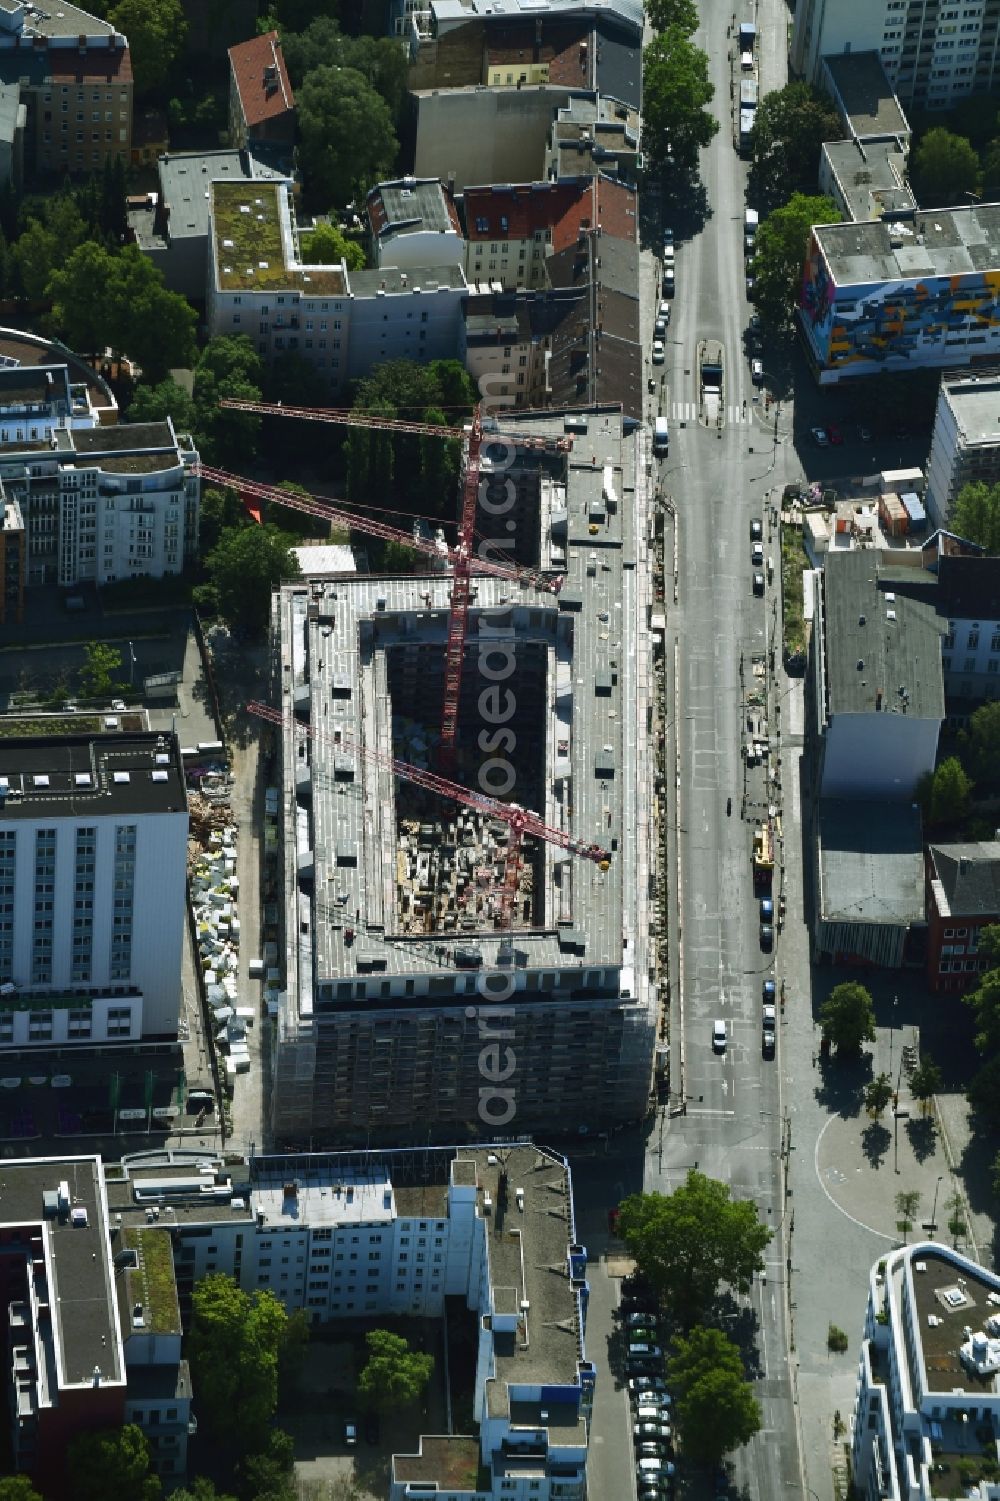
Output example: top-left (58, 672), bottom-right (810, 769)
top-left (889, 994), bottom-right (899, 1074)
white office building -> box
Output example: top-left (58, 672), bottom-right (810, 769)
top-left (0, 733), bottom-right (189, 1044)
top-left (792, 0), bottom-right (1000, 110)
top-left (853, 1243), bottom-right (1000, 1501)
top-left (926, 369), bottom-right (1000, 533)
top-left (110, 1142), bottom-right (595, 1501)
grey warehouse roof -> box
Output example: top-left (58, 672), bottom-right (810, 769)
top-left (822, 51), bottom-right (910, 140)
top-left (818, 799), bottom-right (925, 925)
top-left (823, 550), bottom-right (945, 720)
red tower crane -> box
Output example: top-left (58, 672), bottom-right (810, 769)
top-left (216, 397), bottom-right (570, 775)
top-left (247, 699), bottom-right (611, 930)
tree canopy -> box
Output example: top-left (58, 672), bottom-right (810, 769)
top-left (641, 26), bottom-right (718, 176)
top-left (644, 0), bottom-right (697, 32)
top-left (358, 1328), bottom-right (434, 1411)
top-left (667, 1327), bottom-right (761, 1462)
top-left (950, 480), bottom-right (1000, 555)
top-left (617, 1172), bottom-right (772, 1318)
top-left (128, 377), bottom-right (197, 433)
top-left (751, 193), bottom-right (839, 328)
top-left (965, 968), bottom-right (1000, 1056)
top-left (749, 83), bottom-right (841, 208)
top-left (967, 1053), bottom-right (1000, 1126)
top-left (298, 66), bottom-right (398, 206)
top-left (300, 219), bottom-right (366, 270)
top-left (47, 243), bottom-right (196, 380)
top-left (961, 701), bottom-right (1000, 787)
top-left (910, 127), bottom-right (981, 207)
top-left (918, 756), bottom-right (973, 827)
top-left (108, 0), bottom-right (187, 95)
top-left (864, 1072), bottom-right (893, 1117)
top-left (188, 1274), bottom-right (303, 1439)
top-left (79, 641), bottom-right (123, 699)
top-left (0, 1479), bottom-right (45, 1501)
top-left (819, 982), bottom-right (876, 1055)
top-left (202, 523), bottom-right (302, 637)
top-left (66, 1424), bottom-right (160, 1501)
top-left (280, 17), bottom-right (409, 129)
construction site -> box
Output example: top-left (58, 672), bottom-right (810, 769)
top-left (214, 403), bottom-right (657, 1144)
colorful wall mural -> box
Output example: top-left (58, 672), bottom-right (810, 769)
top-left (798, 230), bottom-right (1000, 383)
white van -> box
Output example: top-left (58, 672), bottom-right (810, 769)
top-left (653, 417), bottom-right (669, 454)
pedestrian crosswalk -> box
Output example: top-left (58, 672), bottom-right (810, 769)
top-left (668, 402), bottom-right (755, 426)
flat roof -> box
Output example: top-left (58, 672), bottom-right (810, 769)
top-left (822, 138), bottom-right (914, 223)
top-left (816, 202), bottom-right (1000, 287)
top-left (348, 263), bottom-right (467, 296)
top-left (0, 0), bottom-right (118, 41)
top-left (0, 330), bottom-right (113, 414)
top-left (431, 0), bottom-right (643, 37)
top-left (908, 1247), bottom-right (1000, 1394)
top-left (212, 180), bottom-right (345, 296)
top-left (823, 549), bottom-right (945, 719)
top-left (158, 149), bottom-right (288, 241)
top-left (0, 733), bottom-right (187, 820)
top-left (818, 799), bottom-right (925, 925)
top-left (368, 177), bottom-right (462, 240)
top-left (823, 50), bottom-right (910, 139)
top-left (116, 1227), bottom-right (181, 1336)
top-left (0, 1155), bottom-right (122, 1390)
top-left (940, 370), bottom-right (1000, 450)
top-left (394, 1436), bottom-right (484, 1490)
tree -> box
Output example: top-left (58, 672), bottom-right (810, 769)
top-left (193, 337), bottom-right (265, 467)
top-left (105, 245), bottom-right (197, 380)
top-left (237, 1429), bottom-right (296, 1501)
top-left (79, 641), bottom-right (123, 699)
top-left (644, 0), bottom-right (697, 32)
top-left (864, 1072), bottom-right (893, 1117)
top-left (46, 239), bottom-right (116, 355)
top-left (188, 1275), bottom-right (301, 1441)
top-left (13, 195), bottom-right (88, 300)
top-left (751, 193), bottom-right (840, 329)
top-left (617, 1172), bottom-right (772, 1318)
top-left (981, 136), bottom-right (1000, 200)
top-left (961, 701), bottom-right (1000, 785)
top-left (968, 1054), bottom-right (1000, 1126)
top-left (281, 16), bottom-right (345, 86)
top-left (819, 982), bottom-right (876, 1055)
top-left (750, 83), bottom-right (841, 207)
top-left (642, 27), bottom-right (718, 176)
top-left (298, 67), bottom-right (398, 206)
top-left (909, 1056), bottom-right (943, 1114)
top-left (950, 480), bottom-right (1000, 554)
top-left (910, 127), bottom-right (981, 207)
top-left (978, 924), bottom-right (1000, 965)
top-left (128, 377), bottom-right (198, 433)
top-left (300, 219), bottom-right (366, 270)
top-left (203, 525), bottom-right (302, 637)
top-left (965, 968), bottom-right (1000, 1055)
top-left (924, 756), bottom-right (973, 827)
top-left (107, 0), bottom-right (187, 95)
top-left (895, 1189), bottom-right (921, 1243)
top-left (667, 1327), bottom-right (761, 1463)
top-left (199, 485), bottom-right (248, 554)
top-left (65, 1424), bottom-right (161, 1501)
top-left (169, 1482), bottom-right (237, 1501)
top-left (0, 1479), bottom-right (45, 1501)
top-left (358, 1328), bottom-right (434, 1411)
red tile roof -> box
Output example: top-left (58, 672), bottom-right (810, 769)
top-left (228, 30), bottom-right (294, 129)
top-left (464, 177), bottom-right (637, 249)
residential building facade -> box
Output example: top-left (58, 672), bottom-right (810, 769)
top-left (207, 179), bottom-right (467, 389)
top-left (367, 175), bottom-right (465, 271)
top-left (0, 732), bottom-right (189, 1044)
top-left (227, 30), bottom-right (295, 153)
top-left (0, 492), bottom-right (24, 625)
top-left (926, 839), bottom-right (1000, 993)
top-left (792, 0), bottom-right (1000, 112)
top-left (107, 1143), bottom-right (595, 1501)
top-left (462, 175), bottom-right (637, 292)
top-left (800, 206), bottom-right (1000, 385)
top-left (852, 1244), bottom-right (1000, 1501)
top-left (926, 369), bottom-right (1000, 531)
top-left (0, 0), bottom-right (132, 180)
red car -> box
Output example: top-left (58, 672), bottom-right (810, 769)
top-left (826, 423), bottom-right (844, 445)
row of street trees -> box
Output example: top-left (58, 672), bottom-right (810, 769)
top-left (641, 0), bottom-right (718, 179)
top-left (617, 1171), bottom-right (769, 1463)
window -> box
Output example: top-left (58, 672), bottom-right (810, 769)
top-left (964, 657), bottom-right (976, 673)
top-left (968, 631), bottom-right (980, 650)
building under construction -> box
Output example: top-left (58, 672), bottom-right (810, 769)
top-left (268, 406), bottom-right (656, 1143)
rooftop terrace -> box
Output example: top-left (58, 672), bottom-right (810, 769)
top-left (212, 180), bottom-right (346, 295)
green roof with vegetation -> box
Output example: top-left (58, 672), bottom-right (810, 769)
top-left (212, 181), bottom-right (346, 295)
top-left (124, 1228), bottom-right (181, 1335)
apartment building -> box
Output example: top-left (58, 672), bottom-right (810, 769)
top-left (268, 405), bottom-right (655, 1144)
top-left (0, 491), bottom-right (23, 625)
top-left (792, 0), bottom-right (1000, 112)
top-left (0, 732), bottom-right (188, 1044)
top-left (207, 178), bottom-right (467, 388)
top-left (0, 1155), bottom-right (192, 1494)
top-left (462, 175), bottom-right (637, 292)
top-left (0, 0), bottom-right (132, 180)
top-left (367, 175), bottom-right (465, 271)
top-left (852, 1244), bottom-right (1000, 1501)
top-left (227, 30), bottom-right (295, 154)
top-left (927, 369), bottom-right (1000, 530)
top-left (926, 839), bottom-right (1000, 992)
top-left (800, 205), bottom-right (1000, 385)
top-left (107, 1143), bottom-right (594, 1501)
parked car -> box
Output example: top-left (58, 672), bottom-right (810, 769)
top-left (752, 572), bottom-right (765, 596)
top-left (762, 1004), bottom-right (776, 1033)
top-left (652, 340), bottom-right (665, 364)
top-left (635, 1422), bottom-right (672, 1442)
top-left (811, 426), bottom-right (829, 446)
top-left (629, 1376), bottom-right (669, 1397)
top-left (750, 516), bottom-right (762, 541)
top-left (662, 242), bottom-right (675, 265)
top-left (760, 897), bottom-right (774, 923)
top-left (658, 301), bottom-right (671, 324)
top-left (826, 423), bottom-right (844, 445)
top-left (628, 1342), bottom-right (664, 1359)
top-left (762, 1027), bottom-right (775, 1058)
top-left (636, 1405), bottom-right (670, 1423)
top-left (751, 358), bottom-right (764, 385)
top-left (344, 1421), bottom-right (357, 1446)
top-left (762, 977), bottom-right (776, 1003)
top-left (654, 318), bottom-right (667, 338)
top-left (859, 424), bottom-right (872, 441)
top-left (637, 1441), bottom-right (670, 1459)
top-left (745, 273), bottom-right (755, 298)
top-left (751, 541), bottom-right (764, 566)
top-left (760, 922), bottom-right (774, 951)
top-left (662, 226), bottom-right (674, 246)
top-left (662, 271), bottom-right (675, 297)
top-left (712, 1018), bottom-right (727, 1053)
top-left (627, 1311), bottom-right (658, 1328)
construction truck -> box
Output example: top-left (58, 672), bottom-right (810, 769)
top-left (752, 822), bottom-right (774, 892)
